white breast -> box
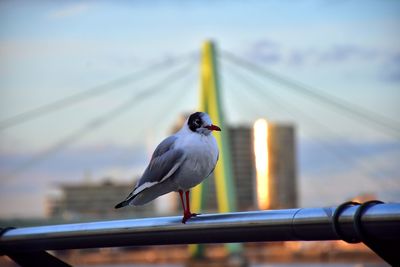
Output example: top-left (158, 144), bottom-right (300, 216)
top-left (173, 132), bottom-right (219, 190)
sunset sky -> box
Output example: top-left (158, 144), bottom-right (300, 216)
top-left (1, 0), bottom-right (399, 217)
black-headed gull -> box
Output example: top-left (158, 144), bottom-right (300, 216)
top-left (115, 111), bottom-right (220, 223)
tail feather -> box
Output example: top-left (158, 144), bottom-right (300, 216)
top-left (114, 200), bottom-right (128, 209)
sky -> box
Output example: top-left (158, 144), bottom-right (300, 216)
top-left (0, 0), bottom-right (399, 218)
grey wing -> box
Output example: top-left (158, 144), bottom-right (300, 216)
top-left (151, 136), bottom-right (178, 159)
top-left (128, 136), bottom-right (185, 197)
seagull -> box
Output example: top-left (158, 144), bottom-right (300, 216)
top-left (115, 111), bottom-right (220, 223)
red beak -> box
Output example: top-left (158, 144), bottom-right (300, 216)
top-left (206, 124), bottom-right (221, 131)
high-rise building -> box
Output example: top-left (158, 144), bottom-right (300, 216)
top-left (205, 126), bottom-right (256, 211)
top-left (204, 122), bottom-right (297, 211)
top-left (267, 123), bottom-right (297, 209)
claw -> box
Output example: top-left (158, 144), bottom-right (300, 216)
top-left (181, 212), bottom-right (199, 224)
top-left (180, 190), bottom-right (201, 224)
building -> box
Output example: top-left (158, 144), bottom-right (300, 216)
top-left (47, 179), bottom-right (155, 220)
top-left (268, 123), bottom-right (298, 209)
top-left (202, 122), bottom-right (297, 212)
top-left (205, 126), bottom-right (256, 211)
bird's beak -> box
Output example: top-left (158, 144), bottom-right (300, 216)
top-left (205, 124), bottom-right (221, 131)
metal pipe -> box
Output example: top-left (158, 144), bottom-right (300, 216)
top-left (1, 203), bottom-right (399, 252)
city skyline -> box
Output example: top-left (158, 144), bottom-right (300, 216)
top-left (1, 0), bottom-right (399, 217)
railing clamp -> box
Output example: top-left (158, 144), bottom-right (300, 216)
top-left (332, 201), bottom-right (360, 243)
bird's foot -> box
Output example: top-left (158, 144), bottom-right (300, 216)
top-left (181, 212), bottom-right (200, 224)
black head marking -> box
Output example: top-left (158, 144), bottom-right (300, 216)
top-left (188, 112), bottom-right (203, 132)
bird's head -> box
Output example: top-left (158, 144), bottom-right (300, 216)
top-left (187, 112), bottom-right (221, 135)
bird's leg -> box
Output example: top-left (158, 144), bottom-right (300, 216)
top-left (181, 190), bottom-right (199, 224)
top-left (178, 190), bottom-right (186, 212)
top-left (185, 191), bottom-right (198, 216)
top-left (180, 190), bottom-right (190, 224)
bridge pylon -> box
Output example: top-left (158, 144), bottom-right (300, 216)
top-left (189, 40), bottom-right (242, 258)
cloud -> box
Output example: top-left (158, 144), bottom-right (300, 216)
top-left (287, 50), bottom-right (311, 66)
top-left (317, 44), bottom-right (378, 63)
top-left (299, 139), bottom-right (400, 207)
top-left (244, 39), bottom-right (395, 66)
top-left (0, 143), bottom-right (148, 181)
top-left (380, 53), bottom-right (400, 83)
top-left (245, 39), bottom-right (282, 64)
top-left (299, 139), bottom-right (400, 174)
top-left (301, 153), bottom-right (400, 207)
top-left (49, 3), bottom-right (90, 19)
top-left (243, 38), bottom-right (400, 83)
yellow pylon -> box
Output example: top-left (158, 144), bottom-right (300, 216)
top-left (189, 40), bottom-right (241, 257)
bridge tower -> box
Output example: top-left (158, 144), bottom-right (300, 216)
top-left (189, 41), bottom-right (241, 257)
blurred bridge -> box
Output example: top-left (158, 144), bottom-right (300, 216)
top-left (0, 41), bottom-right (399, 178)
top-left (0, 41), bottom-right (399, 266)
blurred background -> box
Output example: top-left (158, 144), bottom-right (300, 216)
top-left (0, 1), bottom-right (399, 266)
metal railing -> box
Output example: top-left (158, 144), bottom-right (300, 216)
top-left (1, 202), bottom-right (399, 266)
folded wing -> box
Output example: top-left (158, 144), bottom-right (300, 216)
top-left (116, 136), bottom-right (185, 207)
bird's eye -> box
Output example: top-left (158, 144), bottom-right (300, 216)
top-left (194, 119), bottom-right (201, 126)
